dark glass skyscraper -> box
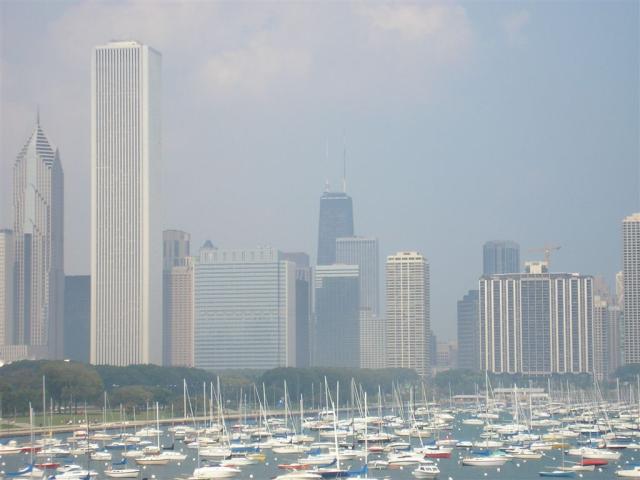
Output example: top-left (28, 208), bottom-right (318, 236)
top-left (317, 191), bottom-right (354, 265)
top-left (314, 265), bottom-right (360, 367)
top-left (282, 252), bottom-right (312, 368)
top-left (483, 240), bottom-right (520, 275)
top-left (457, 289), bottom-right (479, 370)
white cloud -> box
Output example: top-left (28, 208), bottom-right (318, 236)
top-left (197, 37), bottom-right (312, 99)
top-left (503, 10), bottom-right (531, 45)
top-left (358, 2), bottom-right (472, 61)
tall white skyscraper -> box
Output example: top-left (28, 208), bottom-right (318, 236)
top-left (91, 41), bottom-right (162, 365)
top-left (623, 213), bottom-right (640, 364)
top-left (386, 251), bottom-right (430, 376)
top-left (479, 262), bottom-right (593, 375)
top-left (0, 229), bottom-right (14, 346)
top-left (12, 117), bottom-right (64, 359)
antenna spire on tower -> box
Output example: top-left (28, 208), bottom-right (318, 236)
top-left (36, 105), bottom-right (40, 126)
top-left (342, 133), bottom-right (347, 193)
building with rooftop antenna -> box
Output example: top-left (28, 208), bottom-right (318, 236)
top-left (10, 113), bottom-right (64, 359)
top-left (317, 189), bottom-right (354, 265)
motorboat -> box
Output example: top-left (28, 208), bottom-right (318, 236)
top-left (412, 463), bottom-right (440, 478)
top-left (104, 468), bottom-right (141, 478)
top-left (190, 465), bottom-right (241, 479)
top-left (462, 456), bottom-right (510, 466)
top-left (616, 466), bottom-right (640, 478)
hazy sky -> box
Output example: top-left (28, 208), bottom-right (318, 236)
top-left (1, 1), bottom-right (638, 341)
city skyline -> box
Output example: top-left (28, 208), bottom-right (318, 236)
top-left (0, 1), bottom-right (638, 342)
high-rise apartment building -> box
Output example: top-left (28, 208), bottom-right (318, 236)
top-left (593, 295), bottom-right (610, 380)
top-left (386, 252), bottom-right (430, 376)
top-left (314, 264), bottom-right (360, 368)
top-left (317, 191), bottom-right (353, 265)
top-left (623, 213), bottom-right (640, 364)
top-left (64, 275), bottom-right (90, 363)
top-left (281, 252), bottom-right (312, 368)
top-left (457, 289), bottom-right (479, 370)
top-left (359, 312), bottom-right (386, 369)
top-left (13, 117), bottom-right (65, 359)
top-left (91, 41), bottom-right (162, 365)
top-left (479, 262), bottom-right (593, 374)
top-left (0, 229), bottom-right (14, 346)
top-left (194, 246), bottom-right (296, 369)
top-left (163, 230), bottom-right (193, 367)
top-left (483, 241), bottom-right (520, 275)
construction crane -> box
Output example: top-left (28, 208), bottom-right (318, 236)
top-left (528, 245), bottom-right (561, 266)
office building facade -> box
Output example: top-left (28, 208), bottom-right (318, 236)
top-left (0, 230), bottom-right (14, 346)
top-left (314, 264), bottom-right (360, 368)
top-left (163, 230), bottom-right (193, 367)
top-left (623, 213), bottom-right (640, 364)
top-left (386, 252), bottom-right (430, 376)
top-left (281, 252), bottom-right (312, 368)
top-left (194, 246), bottom-right (296, 369)
top-left (483, 240), bottom-right (520, 275)
top-left (13, 117), bottom-right (65, 358)
top-left (457, 289), bottom-right (479, 370)
top-left (479, 262), bottom-right (593, 374)
top-left (317, 191), bottom-right (353, 265)
top-left (91, 41), bottom-right (162, 365)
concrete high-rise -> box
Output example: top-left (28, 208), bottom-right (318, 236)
top-left (282, 252), bottom-right (312, 368)
top-left (0, 230), bottom-right (14, 346)
top-left (479, 262), bottom-right (593, 374)
top-left (317, 191), bottom-right (353, 265)
top-left (386, 252), bottom-right (430, 376)
top-left (64, 275), bottom-right (90, 363)
top-left (163, 230), bottom-right (193, 367)
top-left (623, 213), bottom-right (640, 365)
top-left (13, 117), bottom-right (64, 359)
top-left (336, 237), bottom-right (379, 317)
top-left (314, 264), bottom-right (360, 368)
top-left (91, 41), bottom-right (162, 365)
top-left (457, 289), bottom-right (479, 370)
top-left (194, 246), bottom-right (296, 369)
top-left (483, 241), bottom-right (520, 275)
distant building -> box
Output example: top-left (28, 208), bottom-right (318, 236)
top-left (335, 236), bottom-right (382, 367)
top-left (0, 230), bottom-right (14, 346)
top-left (317, 191), bottom-right (353, 265)
top-left (386, 252), bottom-right (430, 376)
top-left (163, 230), bottom-right (193, 367)
top-left (623, 213), bottom-right (640, 364)
top-left (282, 252), bottom-right (312, 368)
top-left (64, 276), bottom-right (90, 363)
top-left (608, 305), bottom-right (623, 373)
top-left (163, 230), bottom-right (190, 270)
top-left (13, 116), bottom-right (65, 359)
top-left (359, 313), bottom-right (386, 369)
top-left (436, 340), bottom-right (458, 372)
top-left (593, 295), bottom-right (610, 380)
top-left (194, 246), bottom-right (296, 369)
top-left (479, 261), bottom-right (593, 374)
top-left (91, 41), bottom-right (162, 365)
top-left (314, 264), bottom-right (360, 368)
top-left (336, 237), bottom-right (379, 317)
top-left (457, 289), bottom-right (479, 370)
top-left (483, 241), bottom-right (520, 275)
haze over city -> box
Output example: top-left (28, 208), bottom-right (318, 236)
top-left (1, 0), bottom-right (638, 342)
